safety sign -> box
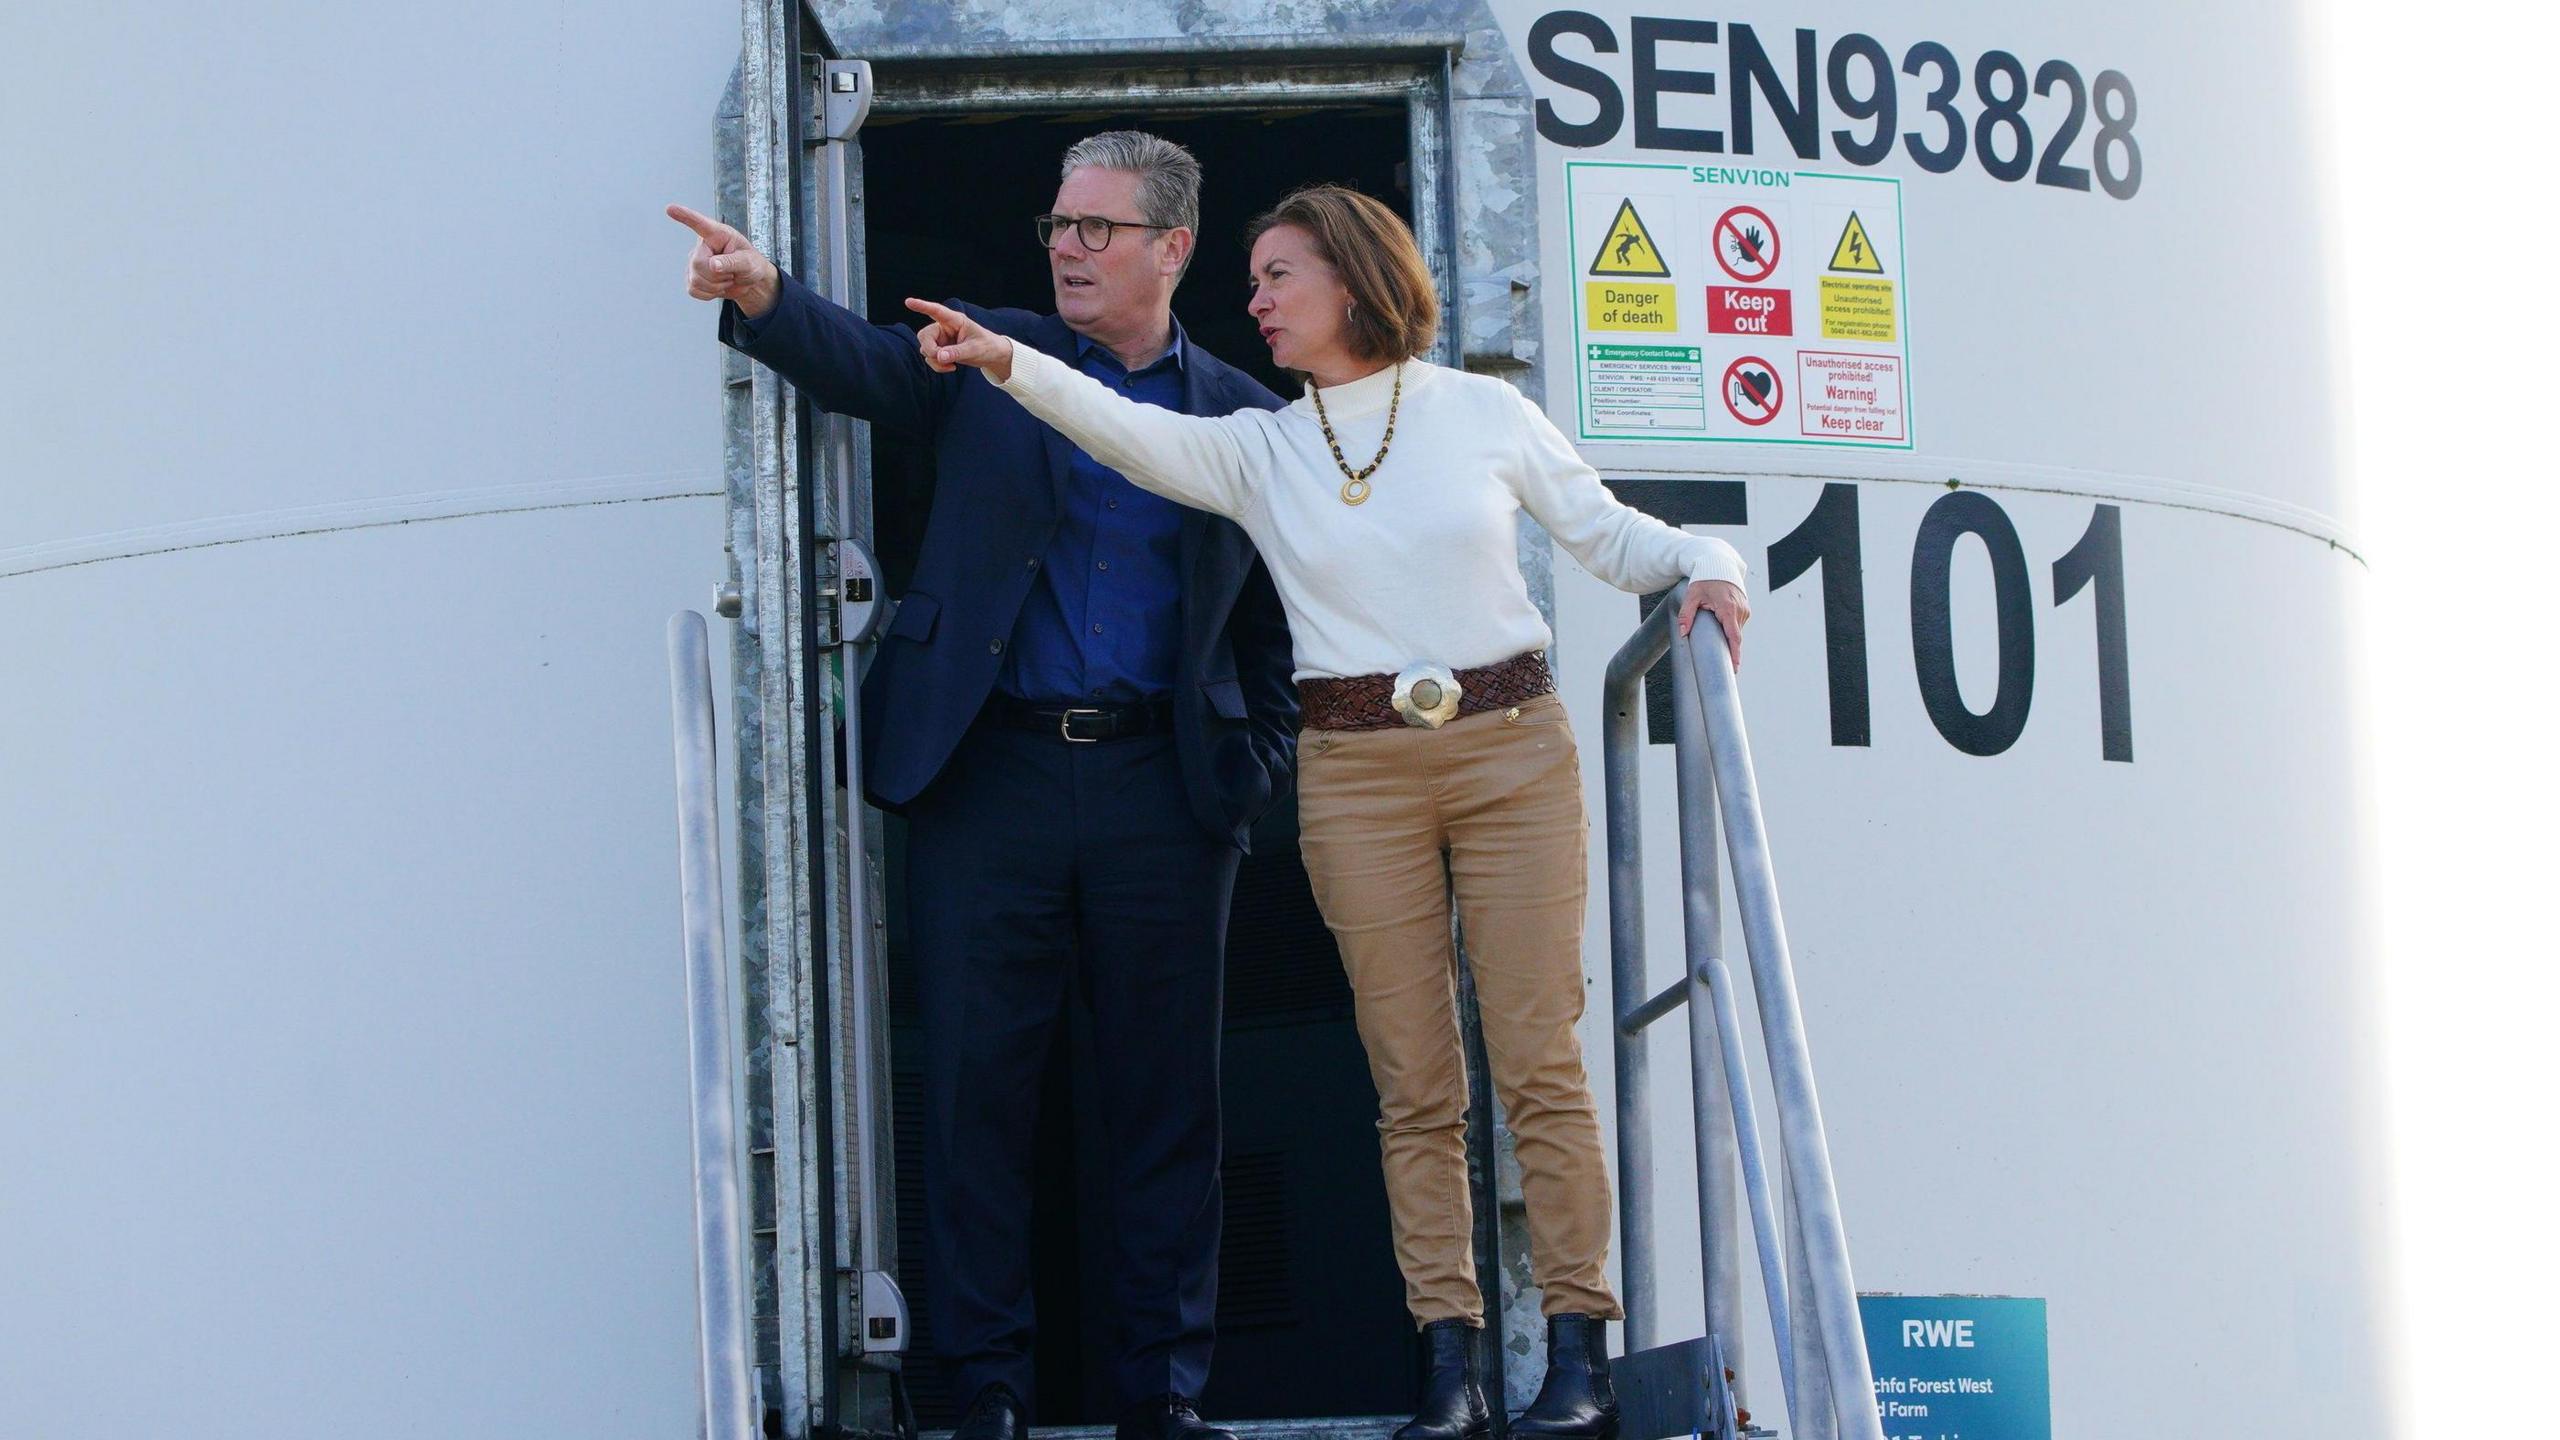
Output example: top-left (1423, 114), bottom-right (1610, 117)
top-left (1821, 278), bottom-right (1898, 343)
top-left (1589, 199), bottom-right (1670, 277)
top-left (1829, 212), bottom-right (1884, 273)
top-left (1713, 205), bottom-right (1781, 283)
top-left (1800, 350), bottom-right (1905, 441)
top-left (1567, 163), bottom-right (1911, 448)
top-left (1584, 344), bottom-right (1706, 430)
top-left (1707, 287), bottom-right (1791, 336)
top-left (1821, 211), bottom-right (1896, 342)
top-left (1722, 356), bottom-right (1782, 426)
top-left (1584, 198), bottom-right (1680, 337)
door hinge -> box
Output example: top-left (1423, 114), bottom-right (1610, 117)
top-left (807, 59), bottom-right (872, 144)
top-left (839, 1268), bottom-right (910, 1357)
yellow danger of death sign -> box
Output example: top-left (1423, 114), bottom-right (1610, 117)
top-left (1589, 199), bottom-right (1671, 278)
top-left (1828, 212), bottom-right (1884, 273)
top-left (1584, 282), bottom-right (1677, 332)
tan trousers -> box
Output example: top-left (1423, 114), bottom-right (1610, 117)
top-left (1296, 690), bottom-right (1624, 1327)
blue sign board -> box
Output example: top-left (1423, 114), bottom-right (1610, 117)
top-left (1855, 1295), bottom-right (2050, 1440)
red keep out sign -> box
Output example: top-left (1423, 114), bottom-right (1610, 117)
top-left (1712, 205), bottom-right (1781, 283)
top-left (1707, 286), bottom-right (1793, 336)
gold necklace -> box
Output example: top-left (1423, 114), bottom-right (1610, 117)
top-left (1310, 363), bottom-right (1402, 506)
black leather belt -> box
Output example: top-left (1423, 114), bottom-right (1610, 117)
top-left (986, 696), bottom-right (1176, 743)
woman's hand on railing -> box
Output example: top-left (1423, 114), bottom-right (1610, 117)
top-left (1678, 579), bottom-right (1750, 667)
top-left (905, 299), bottom-right (1016, 383)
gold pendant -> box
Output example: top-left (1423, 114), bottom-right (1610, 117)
top-left (1340, 477), bottom-right (1371, 506)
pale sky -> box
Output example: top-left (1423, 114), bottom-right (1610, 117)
top-left (2325, 2), bottom-right (2560, 1431)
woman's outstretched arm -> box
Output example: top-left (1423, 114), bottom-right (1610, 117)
top-left (905, 298), bottom-right (1268, 520)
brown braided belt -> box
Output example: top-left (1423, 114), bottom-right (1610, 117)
top-left (1297, 650), bottom-right (1557, 732)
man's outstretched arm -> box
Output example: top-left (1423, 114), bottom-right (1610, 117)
top-left (669, 202), bottom-right (948, 436)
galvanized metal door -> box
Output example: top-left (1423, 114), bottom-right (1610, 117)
top-left (727, 4), bottom-right (903, 1434)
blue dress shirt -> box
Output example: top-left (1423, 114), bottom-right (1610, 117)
top-left (999, 327), bottom-right (1191, 704)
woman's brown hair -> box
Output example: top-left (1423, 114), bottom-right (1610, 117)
top-left (1244, 184), bottom-right (1440, 364)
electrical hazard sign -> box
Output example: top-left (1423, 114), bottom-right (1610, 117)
top-left (1565, 164), bottom-right (1911, 449)
top-left (1820, 278), bottom-right (1898, 342)
top-left (1820, 210), bottom-right (1896, 343)
top-left (1588, 199), bottom-right (1670, 278)
top-left (1828, 212), bottom-right (1885, 273)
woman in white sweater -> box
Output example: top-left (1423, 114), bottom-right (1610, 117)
top-left (907, 185), bottom-right (1749, 1440)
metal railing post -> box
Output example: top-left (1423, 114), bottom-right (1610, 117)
top-left (1680, 615), bottom-right (1885, 1440)
top-left (1666, 632), bottom-right (1744, 1404)
top-left (1785, 1163), bottom-right (1840, 1440)
top-left (1601, 650), bottom-right (1658, 1353)
top-left (670, 612), bottom-right (759, 1440)
top-left (1603, 598), bottom-right (1885, 1440)
top-left (1699, 952), bottom-right (1798, 1421)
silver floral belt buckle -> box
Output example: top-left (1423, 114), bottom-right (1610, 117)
top-left (1392, 662), bottom-right (1463, 729)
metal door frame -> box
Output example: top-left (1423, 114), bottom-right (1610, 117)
top-left (851, 38), bottom-right (1465, 367)
top-left (726, 6), bottom-right (871, 1435)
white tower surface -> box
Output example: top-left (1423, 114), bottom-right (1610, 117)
top-left (2, 2), bottom-right (744, 1432)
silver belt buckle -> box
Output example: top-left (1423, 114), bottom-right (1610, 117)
top-left (1058, 707), bottom-right (1107, 743)
top-left (1392, 662), bottom-right (1463, 729)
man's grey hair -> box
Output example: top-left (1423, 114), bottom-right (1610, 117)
top-left (1060, 130), bottom-right (1202, 232)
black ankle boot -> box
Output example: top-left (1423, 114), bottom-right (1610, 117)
top-left (1393, 1320), bottom-right (1491, 1440)
top-left (1509, 1314), bottom-right (1619, 1440)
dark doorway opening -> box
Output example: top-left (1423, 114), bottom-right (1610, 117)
top-left (865, 106), bottom-right (1416, 1429)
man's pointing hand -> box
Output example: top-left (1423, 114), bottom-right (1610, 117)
top-left (668, 203), bottom-right (780, 320)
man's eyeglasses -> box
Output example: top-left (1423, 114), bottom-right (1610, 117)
top-left (1034, 213), bottom-right (1174, 252)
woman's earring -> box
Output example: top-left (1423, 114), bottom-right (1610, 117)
top-left (1344, 303), bottom-right (1356, 323)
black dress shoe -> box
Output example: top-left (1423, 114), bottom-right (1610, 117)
top-left (1115, 1394), bottom-right (1238, 1440)
top-left (953, 1382), bottom-right (1028, 1440)
top-left (1394, 1320), bottom-right (1491, 1440)
top-left (1509, 1314), bottom-right (1619, 1440)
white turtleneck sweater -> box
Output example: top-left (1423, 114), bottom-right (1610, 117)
top-left (995, 347), bottom-right (1747, 682)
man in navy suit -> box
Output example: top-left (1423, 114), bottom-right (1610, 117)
top-left (670, 131), bottom-right (1293, 1440)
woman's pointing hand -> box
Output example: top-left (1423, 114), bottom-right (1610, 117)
top-left (906, 298), bottom-right (1015, 382)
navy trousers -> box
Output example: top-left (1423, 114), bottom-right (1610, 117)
top-left (905, 716), bottom-right (1239, 1413)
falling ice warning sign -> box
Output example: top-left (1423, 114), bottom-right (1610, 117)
top-left (1567, 163), bottom-right (1912, 448)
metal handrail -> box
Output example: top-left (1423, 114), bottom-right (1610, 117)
top-left (1602, 598), bottom-right (1883, 1440)
top-left (670, 611), bottom-right (760, 1440)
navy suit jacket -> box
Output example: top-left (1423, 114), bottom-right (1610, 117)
top-left (722, 272), bottom-right (1297, 850)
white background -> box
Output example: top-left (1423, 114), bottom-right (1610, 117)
top-left (2327, 3), bottom-right (2560, 1433)
top-left (0, 2), bottom-right (2538, 1433)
